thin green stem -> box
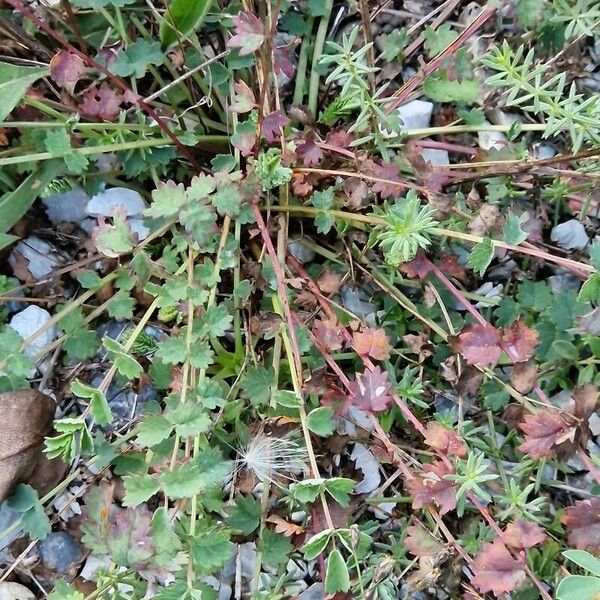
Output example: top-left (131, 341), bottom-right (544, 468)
top-left (292, 17), bottom-right (314, 106)
top-left (308, 0), bottom-right (333, 117)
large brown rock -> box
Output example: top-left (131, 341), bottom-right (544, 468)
top-left (0, 390), bottom-right (55, 502)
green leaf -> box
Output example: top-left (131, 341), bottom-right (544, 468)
top-left (47, 580), bottom-right (85, 600)
top-left (137, 414), bottom-right (173, 447)
top-left (301, 529), bottom-right (333, 560)
top-left (7, 484), bottom-right (51, 540)
top-left (0, 233), bottom-right (18, 251)
top-left (423, 72), bottom-right (479, 105)
top-left (563, 550), bottom-right (600, 578)
top-left (94, 212), bottom-right (135, 258)
top-left (146, 181), bottom-right (188, 219)
top-left (44, 129), bottom-right (71, 156)
top-left (423, 23), bottom-right (457, 57)
top-left (503, 212), bottom-right (528, 245)
top-left (324, 478), bottom-right (355, 507)
top-left (197, 303), bottom-right (233, 338)
top-left (0, 62), bottom-right (49, 122)
top-left (160, 462), bottom-right (210, 499)
top-left (579, 274), bottom-right (600, 303)
top-left (151, 507), bottom-right (182, 554)
top-left (551, 339), bottom-right (579, 361)
top-left (167, 403), bottom-right (211, 438)
top-left (155, 334), bottom-right (186, 365)
top-left (211, 185), bottom-right (242, 217)
top-left (110, 40), bottom-right (164, 79)
top-left (160, 0), bottom-right (212, 48)
top-left (64, 329), bottom-right (97, 361)
top-left (306, 406), bottom-right (334, 437)
top-left (239, 365), bottom-right (273, 406)
top-left (468, 238), bottom-right (495, 275)
top-left (274, 390), bottom-right (302, 409)
top-left (225, 495), bottom-right (261, 534)
top-left (517, 280), bottom-right (552, 312)
top-left (189, 344), bottom-right (214, 369)
top-left (122, 473), bottom-right (160, 506)
top-left (71, 380), bottom-right (112, 426)
top-left (259, 529), bottom-right (292, 567)
top-left (107, 290), bottom-right (135, 321)
top-left (190, 528), bottom-right (234, 573)
top-left (0, 161), bottom-right (61, 235)
top-left (325, 548), bottom-right (350, 594)
top-left (556, 575), bottom-right (600, 600)
top-left (102, 336), bottom-right (143, 379)
top-left (589, 240), bottom-right (600, 271)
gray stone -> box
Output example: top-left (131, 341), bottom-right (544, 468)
top-left (351, 443), bottom-right (381, 494)
top-left (551, 219), bottom-right (589, 250)
top-left (127, 218), bottom-right (150, 241)
top-left (421, 148), bottom-right (449, 166)
top-left (239, 542), bottom-right (257, 580)
top-left (548, 271), bottom-right (581, 295)
top-left (39, 532), bottom-right (82, 574)
top-left (299, 583), bottom-right (323, 600)
top-left (340, 286), bottom-right (376, 321)
top-left (9, 305), bottom-right (58, 358)
top-left (86, 187), bottom-right (146, 218)
top-left (589, 413), bottom-right (600, 436)
top-left (288, 239), bottom-right (315, 264)
top-left (0, 501), bottom-right (22, 551)
top-left (9, 237), bottom-right (65, 279)
top-left (534, 144), bottom-right (557, 159)
top-left (42, 187), bottom-right (89, 224)
top-left (397, 100), bottom-right (434, 130)
top-left (477, 130), bottom-right (507, 151)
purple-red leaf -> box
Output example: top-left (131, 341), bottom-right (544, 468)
top-left (517, 411), bottom-right (575, 459)
top-left (348, 366), bottom-right (393, 412)
top-left (451, 324), bottom-right (502, 366)
top-left (562, 498), bottom-right (600, 554)
top-left (501, 318), bottom-right (539, 363)
top-left (50, 51), bottom-right (86, 94)
top-left (405, 460), bottom-right (457, 516)
top-left (471, 540), bottom-right (526, 596)
top-left (80, 84), bottom-right (123, 121)
top-left (229, 80), bottom-right (256, 114)
top-left (296, 138), bottom-right (324, 166)
top-left (423, 422), bottom-right (467, 457)
top-left (404, 524), bottom-right (444, 557)
top-left (262, 110), bottom-right (290, 143)
top-left (502, 519), bottom-right (547, 550)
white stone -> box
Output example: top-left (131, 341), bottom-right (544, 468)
top-left (351, 443), bottom-right (381, 494)
top-left (86, 187), bottom-right (146, 218)
top-left (535, 144), bottom-right (557, 159)
top-left (80, 555), bottom-right (111, 581)
top-left (589, 413), bottom-right (600, 436)
top-left (421, 148), bottom-right (449, 166)
top-left (299, 583), bottom-right (324, 600)
top-left (127, 218), bottom-right (150, 241)
top-left (397, 100), bottom-right (434, 130)
top-left (42, 187), bottom-right (89, 224)
top-left (9, 237), bottom-right (65, 279)
top-left (478, 130), bottom-right (507, 151)
top-left (9, 305), bottom-right (58, 358)
top-left (551, 219), bottom-right (589, 250)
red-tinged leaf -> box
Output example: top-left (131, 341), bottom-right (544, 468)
top-left (262, 110), bottom-right (290, 143)
top-left (50, 51), bottom-right (86, 94)
top-left (405, 460), bottom-right (457, 516)
top-left (227, 11), bottom-right (265, 56)
top-left (326, 128), bottom-right (355, 149)
top-left (502, 520), bottom-right (547, 550)
top-left (400, 251), bottom-right (433, 279)
top-left (363, 159), bottom-right (403, 199)
top-left (312, 318), bottom-right (344, 353)
top-left (296, 138), bottom-right (324, 166)
top-left (471, 541), bottom-right (526, 596)
top-left (321, 384), bottom-right (351, 416)
top-left (348, 366), bottom-right (393, 413)
top-left (501, 318), bottom-right (539, 363)
top-left (229, 80), bottom-right (256, 113)
top-left (517, 411), bottom-right (575, 459)
top-left (80, 84), bottom-right (123, 121)
top-left (351, 327), bottom-right (392, 361)
top-left (451, 324), bottom-right (502, 366)
top-left (563, 498), bottom-right (600, 554)
top-left (438, 254), bottom-right (466, 282)
top-left (231, 122), bottom-right (257, 156)
top-left (292, 173), bottom-right (313, 197)
top-left (316, 268), bottom-right (343, 295)
top-left (405, 524), bottom-right (444, 557)
top-left (273, 38), bottom-right (298, 78)
top-left (423, 422), bottom-right (467, 457)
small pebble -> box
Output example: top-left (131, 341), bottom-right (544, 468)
top-left (127, 217), bottom-right (150, 241)
top-left (288, 239), bottom-right (315, 264)
top-left (38, 532), bottom-right (82, 574)
top-left (9, 305), bottom-right (58, 358)
top-left (0, 501), bottom-right (22, 551)
top-left (477, 130), bottom-right (507, 151)
top-left (42, 187), bottom-right (89, 224)
top-left (9, 237), bottom-right (66, 280)
top-left (396, 100), bottom-right (434, 130)
top-left (299, 583), bottom-right (324, 600)
top-left (86, 187), bottom-right (146, 218)
top-left (589, 413), bottom-right (600, 436)
top-left (550, 219), bottom-right (589, 250)
top-left (421, 148), bottom-right (449, 166)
